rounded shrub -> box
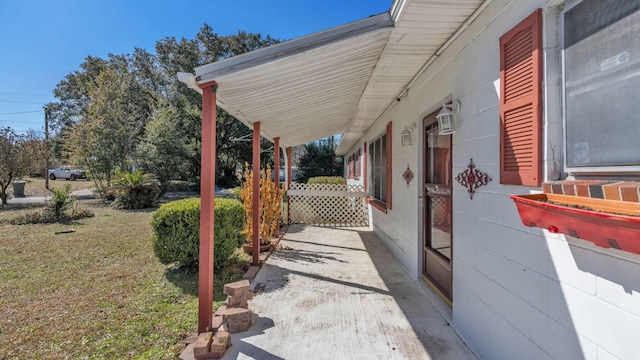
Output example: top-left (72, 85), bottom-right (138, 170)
top-left (151, 197), bottom-right (245, 269)
top-left (307, 176), bottom-right (346, 185)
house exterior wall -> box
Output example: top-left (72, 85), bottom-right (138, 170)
top-left (346, 0), bottom-right (640, 359)
top-left (345, 144), bottom-right (365, 188)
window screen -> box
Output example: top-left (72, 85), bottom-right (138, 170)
top-left (370, 134), bottom-right (387, 203)
top-left (564, 0), bottom-right (640, 168)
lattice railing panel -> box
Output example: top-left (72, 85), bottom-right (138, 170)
top-left (288, 183), bottom-right (368, 226)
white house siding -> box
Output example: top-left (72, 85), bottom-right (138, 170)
top-left (347, 0), bottom-right (640, 359)
top-left (356, 117), bottom-right (422, 279)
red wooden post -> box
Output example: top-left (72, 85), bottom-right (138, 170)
top-left (287, 146), bottom-right (292, 224)
top-left (252, 122), bottom-right (261, 266)
top-left (274, 137), bottom-right (280, 238)
top-left (197, 81), bottom-right (217, 334)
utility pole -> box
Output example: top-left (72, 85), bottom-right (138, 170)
top-left (44, 106), bottom-right (49, 190)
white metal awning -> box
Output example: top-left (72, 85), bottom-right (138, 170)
top-left (179, 0), bottom-right (486, 154)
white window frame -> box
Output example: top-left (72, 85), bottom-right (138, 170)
top-left (561, 0), bottom-right (640, 175)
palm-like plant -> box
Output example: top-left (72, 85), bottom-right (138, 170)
top-left (111, 169), bottom-right (160, 209)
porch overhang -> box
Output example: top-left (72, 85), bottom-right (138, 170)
top-left (179, 0), bottom-right (487, 153)
top-left (180, 12), bottom-right (394, 150)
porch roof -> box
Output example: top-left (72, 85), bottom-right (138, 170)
top-left (179, 0), bottom-right (486, 154)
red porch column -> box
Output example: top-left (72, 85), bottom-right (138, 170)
top-left (252, 122), bottom-right (261, 266)
top-left (287, 146), bottom-right (292, 224)
top-left (197, 81), bottom-right (218, 334)
top-left (274, 137), bottom-right (280, 238)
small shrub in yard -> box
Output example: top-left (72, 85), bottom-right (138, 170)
top-left (111, 169), bottom-right (160, 209)
top-left (151, 197), bottom-right (245, 269)
top-left (234, 186), bottom-right (242, 203)
top-left (49, 185), bottom-right (74, 219)
top-left (308, 176), bottom-right (346, 185)
top-left (11, 185), bottom-right (94, 224)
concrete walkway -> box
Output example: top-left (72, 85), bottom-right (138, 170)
top-left (226, 225), bottom-right (477, 360)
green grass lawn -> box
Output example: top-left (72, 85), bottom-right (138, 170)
top-left (0, 199), bottom-right (249, 359)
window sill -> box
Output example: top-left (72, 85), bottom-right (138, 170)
top-left (366, 197), bottom-right (388, 213)
top-left (542, 180), bottom-right (640, 203)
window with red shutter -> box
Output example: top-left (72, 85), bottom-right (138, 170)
top-left (347, 150), bottom-right (362, 180)
top-left (367, 122), bottom-right (392, 212)
top-left (499, 9), bottom-right (542, 186)
top-left (386, 122), bottom-right (392, 210)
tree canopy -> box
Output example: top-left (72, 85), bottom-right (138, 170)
top-left (295, 137), bottom-right (344, 183)
top-left (47, 24), bottom-right (280, 190)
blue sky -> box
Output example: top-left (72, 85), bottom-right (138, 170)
top-left (0, 0), bottom-right (391, 135)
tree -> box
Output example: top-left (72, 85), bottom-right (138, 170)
top-left (296, 137), bottom-right (344, 183)
top-left (65, 66), bottom-right (142, 197)
top-left (137, 102), bottom-right (194, 188)
top-left (49, 24), bottom-right (282, 190)
top-left (154, 26), bottom-right (280, 186)
top-left (0, 128), bottom-right (42, 205)
top-left (21, 129), bottom-right (47, 177)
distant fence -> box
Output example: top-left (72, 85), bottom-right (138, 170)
top-left (287, 183), bottom-right (369, 226)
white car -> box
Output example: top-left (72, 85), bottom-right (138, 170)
top-left (48, 168), bottom-right (86, 181)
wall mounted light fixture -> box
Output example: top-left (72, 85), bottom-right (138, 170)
top-left (401, 123), bottom-right (417, 147)
top-left (437, 100), bottom-right (461, 135)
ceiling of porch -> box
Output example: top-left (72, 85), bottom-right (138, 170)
top-left (181, 0), bottom-right (486, 154)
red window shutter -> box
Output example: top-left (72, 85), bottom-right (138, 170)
top-left (386, 121), bottom-right (393, 210)
top-left (499, 9), bottom-right (543, 186)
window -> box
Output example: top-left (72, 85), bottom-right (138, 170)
top-left (347, 148), bottom-right (361, 179)
top-left (563, 0), bottom-right (640, 172)
top-left (499, 9), bottom-right (543, 186)
top-left (369, 122), bottom-right (392, 210)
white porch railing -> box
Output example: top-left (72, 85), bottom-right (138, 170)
top-left (287, 183), bottom-right (369, 226)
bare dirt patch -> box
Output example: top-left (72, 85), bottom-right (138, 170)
top-left (11, 177), bottom-right (94, 197)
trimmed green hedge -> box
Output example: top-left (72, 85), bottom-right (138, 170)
top-left (307, 176), bottom-right (346, 185)
top-left (151, 198), bottom-right (245, 269)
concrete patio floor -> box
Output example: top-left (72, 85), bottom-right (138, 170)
top-left (224, 224), bottom-right (477, 359)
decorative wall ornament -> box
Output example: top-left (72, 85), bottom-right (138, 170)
top-left (456, 158), bottom-right (491, 199)
top-left (402, 165), bottom-right (414, 187)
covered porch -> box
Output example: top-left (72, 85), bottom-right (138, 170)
top-left (177, 0), bottom-right (487, 334)
top-left (215, 224), bottom-right (475, 359)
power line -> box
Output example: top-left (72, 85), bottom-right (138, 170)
top-left (0, 119), bottom-right (44, 124)
top-left (0, 99), bottom-right (48, 105)
top-left (0, 110), bottom-right (42, 116)
top-left (0, 91), bottom-right (52, 97)
top-left (15, 130), bottom-right (44, 135)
